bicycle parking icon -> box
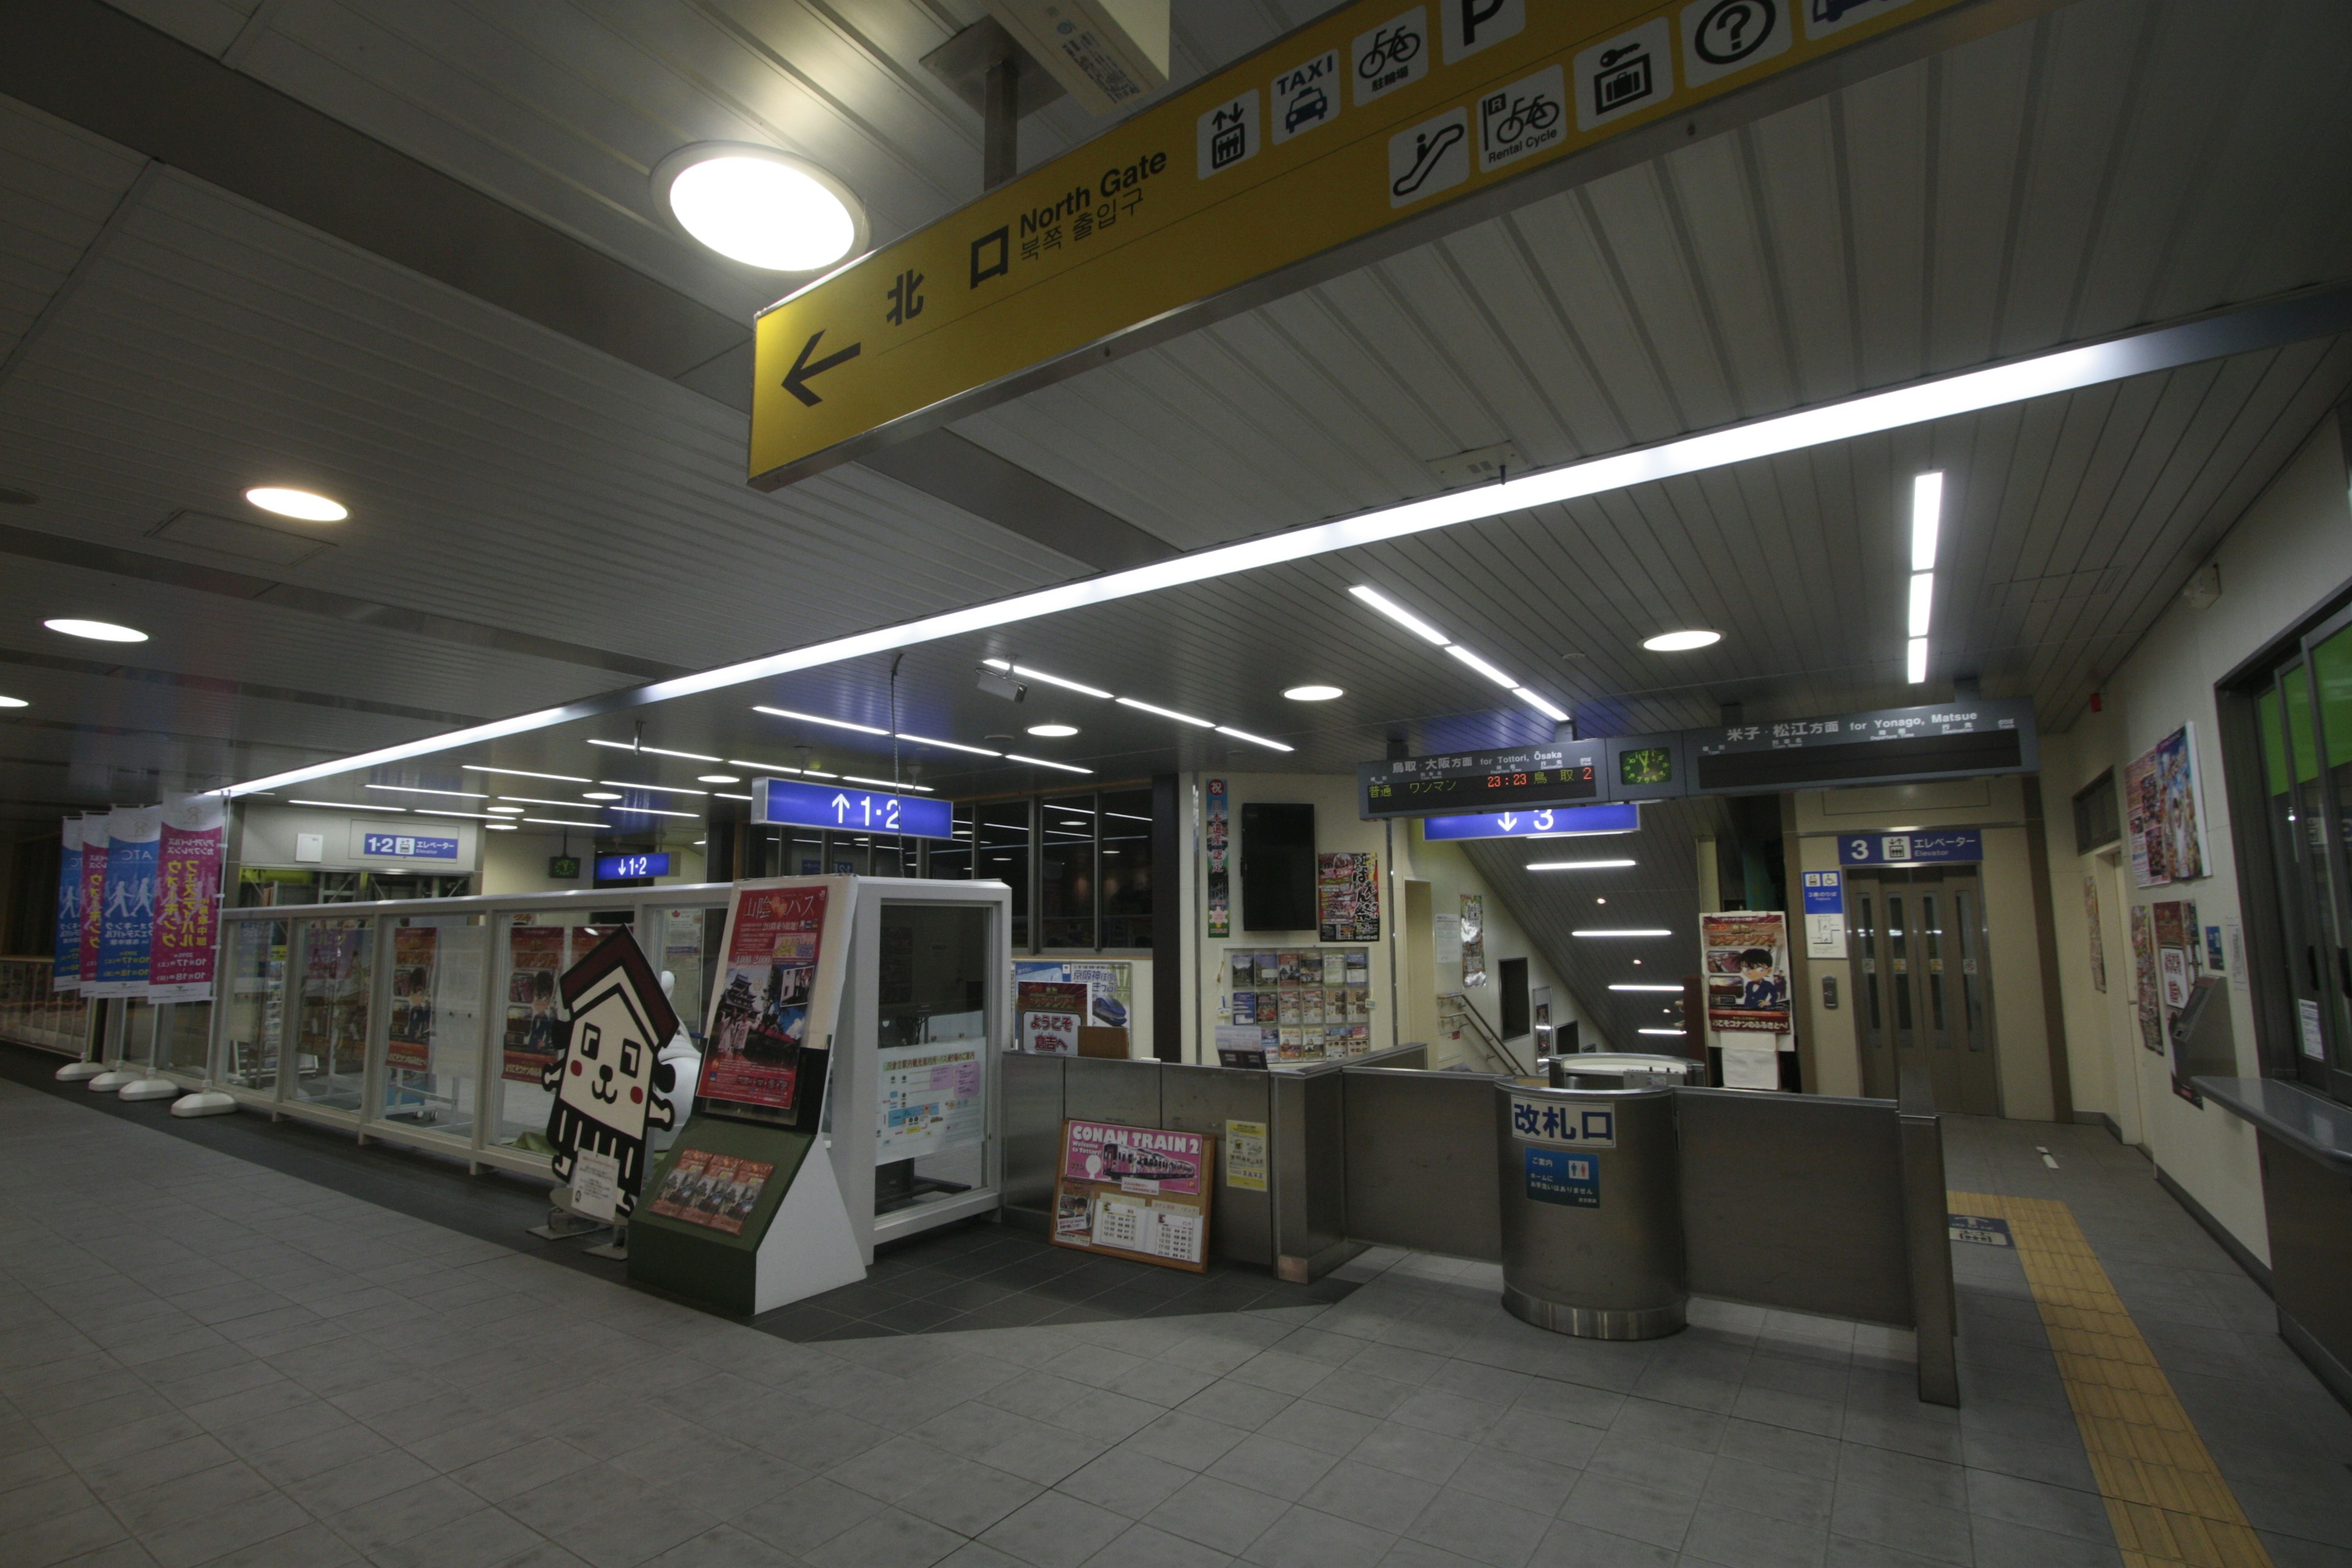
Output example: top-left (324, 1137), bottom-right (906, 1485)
top-left (1358, 24), bottom-right (1420, 80)
top-left (1352, 7), bottom-right (1429, 102)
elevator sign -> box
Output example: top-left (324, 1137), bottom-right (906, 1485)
top-left (752, 777), bottom-right (955, 840)
top-left (1838, 829), bottom-right (1983, 866)
top-left (748, 0), bottom-right (1970, 488)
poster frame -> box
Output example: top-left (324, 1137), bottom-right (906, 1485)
top-left (1050, 1117), bottom-right (1216, 1274)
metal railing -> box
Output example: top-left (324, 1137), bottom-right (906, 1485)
top-left (1436, 991), bottom-right (1530, 1075)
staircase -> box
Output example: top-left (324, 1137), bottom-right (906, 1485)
top-left (1434, 992), bottom-right (1531, 1076)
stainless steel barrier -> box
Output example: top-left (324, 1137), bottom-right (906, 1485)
top-left (1339, 1062), bottom-right (1499, 1261)
top-left (1496, 1079), bottom-right (1686, 1339)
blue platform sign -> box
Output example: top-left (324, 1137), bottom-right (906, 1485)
top-left (595, 851), bottom-right (674, 880)
top-left (1525, 1147), bottom-right (1599, 1208)
top-left (755, 776), bottom-right (954, 840)
top-left (361, 832), bottom-right (458, 861)
top-left (1838, 829), bottom-right (1982, 866)
top-left (1419, 802), bottom-right (1639, 842)
top-left (1801, 869), bottom-right (1844, 914)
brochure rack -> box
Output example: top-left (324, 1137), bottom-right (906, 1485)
top-left (627, 876), bottom-right (1012, 1316)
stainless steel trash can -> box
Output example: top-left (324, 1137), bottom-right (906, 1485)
top-left (1494, 1074), bottom-right (1687, 1340)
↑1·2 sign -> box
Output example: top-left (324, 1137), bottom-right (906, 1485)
top-left (832, 790), bottom-right (901, 830)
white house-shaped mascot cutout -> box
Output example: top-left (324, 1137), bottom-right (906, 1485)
top-left (546, 928), bottom-right (681, 1221)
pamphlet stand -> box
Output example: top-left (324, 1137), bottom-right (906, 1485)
top-left (628, 1113), bottom-right (865, 1316)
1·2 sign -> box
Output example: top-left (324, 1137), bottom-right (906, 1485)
top-left (753, 777), bottom-right (956, 840)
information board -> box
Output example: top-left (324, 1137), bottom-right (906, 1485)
top-left (754, 777), bottom-right (955, 840)
top-left (595, 851), bottom-right (674, 880)
top-left (1837, 829), bottom-right (1983, 866)
top-left (1691, 699), bottom-right (2037, 793)
top-left (1418, 802), bottom-right (1638, 840)
top-left (1358, 740), bottom-right (1603, 819)
top-left (1052, 1118), bottom-right (1215, 1272)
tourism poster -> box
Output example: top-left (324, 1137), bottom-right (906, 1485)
top-left (2129, 905), bottom-right (2162, 1052)
top-left (646, 1148), bottom-right (775, 1235)
top-left (53, 817), bottom-right (80, 992)
top-left (503, 924), bottom-right (567, 1083)
top-left (1317, 851), bottom-right (1381, 941)
top-left (2082, 875), bottom-right (2106, 993)
top-left (149, 795), bottom-right (226, 1001)
top-left (1702, 911), bottom-right (1791, 1035)
top-left (1052, 1118), bottom-right (1215, 1272)
top-left (387, 927), bottom-right (438, 1072)
top-left (1205, 777), bottom-right (1230, 938)
top-left (1460, 894), bottom-right (1486, 986)
top-left (701, 877), bottom-right (854, 1126)
top-left (2125, 724), bottom-right (2209, 888)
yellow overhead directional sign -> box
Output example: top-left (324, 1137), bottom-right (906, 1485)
top-left (750, 0), bottom-right (1970, 489)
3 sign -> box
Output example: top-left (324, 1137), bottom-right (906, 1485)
top-left (749, 0), bottom-right (1967, 488)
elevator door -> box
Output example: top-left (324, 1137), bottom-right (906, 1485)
top-left (1849, 868), bottom-right (2000, 1115)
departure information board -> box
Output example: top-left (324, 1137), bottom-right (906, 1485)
top-left (1357, 741), bottom-right (1603, 820)
top-left (1691, 699), bottom-right (2037, 793)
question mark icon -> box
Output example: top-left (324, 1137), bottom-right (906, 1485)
top-left (1724, 4), bottom-right (1748, 47)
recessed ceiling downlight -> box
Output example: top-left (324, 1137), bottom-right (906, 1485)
top-left (655, 143), bottom-right (865, 273)
top-left (45, 618), bottom-right (146, 643)
top-left (1642, 629), bottom-right (1721, 652)
top-left (244, 486), bottom-right (347, 522)
top-left (1283, 685), bottom-right (1343, 701)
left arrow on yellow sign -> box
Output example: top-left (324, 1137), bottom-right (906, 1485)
top-left (782, 331), bottom-right (862, 408)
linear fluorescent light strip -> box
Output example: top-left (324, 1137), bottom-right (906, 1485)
top-left (1610, 984), bottom-right (1683, 992)
top-left (984, 660), bottom-right (1112, 699)
top-left (842, 774), bottom-right (933, 791)
top-left (223, 289), bottom-right (2352, 795)
top-left (587, 739), bottom-right (723, 761)
top-left (993, 661), bottom-right (1286, 751)
top-left (463, 765), bottom-right (590, 783)
top-left (364, 783), bottom-right (486, 799)
top-left (1528, 859), bottom-right (1635, 870)
top-left (291, 799), bottom-right (403, 812)
top-left (1573, 928), bottom-right (1672, 937)
top-left (1006, 754), bottom-right (1093, 774)
top-left (521, 816), bottom-right (611, 829)
top-left (753, 706), bottom-right (888, 735)
top-left (611, 805), bottom-right (698, 819)
top-left (1352, 586), bottom-right (1571, 724)
top-left (498, 795), bottom-right (603, 809)
top-left (600, 780), bottom-right (707, 795)
top-left (896, 733), bottom-right (1000, 756)
top-left (1638, 1028), bottom-right (1685, 1036)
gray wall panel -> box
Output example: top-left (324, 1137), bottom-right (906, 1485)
top-left (1163, 1065), bottom-right (1274, 1266)
top-left (1341, 1068), bottom-right (1502, 1261)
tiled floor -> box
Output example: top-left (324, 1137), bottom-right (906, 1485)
top-left (6, 1071), bottom-right (2351, 1568)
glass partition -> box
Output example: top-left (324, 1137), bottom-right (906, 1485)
top-left (162, 1000), bottom-right (212, 1075)
top-left (219, 919), bottom-right (286, 1093)
top-left (658, 907), bottom-right (724, 1046)
top-left (379, 914), bottom-right (487, 1145)
top-left (123, 999), bottom-right (158, 1070)
top-left (290, 916), bottom-right (372, 1111)
top-left (873, 901), bottom-right (993, 1215)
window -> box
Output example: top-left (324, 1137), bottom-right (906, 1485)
top-left (927, 787), bottom-right (1155, 952)
top-left (2072, 769), bottom-right (2120, 853)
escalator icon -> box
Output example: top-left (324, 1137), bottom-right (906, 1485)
top-left (1387, 108), bottom-right (1469, 206)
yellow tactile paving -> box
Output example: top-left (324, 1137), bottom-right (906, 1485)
top-left (1947, 1191), bottom-right (2272, 1568)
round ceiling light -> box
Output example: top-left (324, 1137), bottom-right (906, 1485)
top-left (654, 144), bottom-right (866, 273)
top-left (1642, 629), bottom-right (1722, 652)
top-left (697, 774), bottom-right (741, 784)
top-left (581, 791), bottom-right (623, 801)
top-left (1026, 723), bottom-right (1079, 738)
top-left (45, 618), bottom-right (146, 643)
top-left (1283, 684), bottom-right (1344, 701)
top-left (0, 696), bottom-right (24, 709)
top-left (244, 486), bottom-right (347, 522)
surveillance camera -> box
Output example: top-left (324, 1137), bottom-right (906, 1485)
top-left (976, 668), bottom-right (1027, 702)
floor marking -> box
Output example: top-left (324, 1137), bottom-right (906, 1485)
top-left (1948, 1190), bottom-right (2272, 1568)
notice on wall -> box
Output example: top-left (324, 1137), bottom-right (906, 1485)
top-left (1052, 1119), bottom-right (1214, 1272)
top-left (1800, 870), bottom-right (1845, 958)
top-left (1460, 895), bottom-right (1487, 987)
top-left (1224, 1120), bottom-right (1268, 1190)
top-left (2082, 875), bottom-right (2106, 994)
top-left (1023, 1009), bottom-right (1082, 1056)
top-left (2129, 905), bottom-right (2163, 1054)
top-left (1205, 777), bottom-right (1231, 938)
top-left (878, 1042), bottom-right (984, 1161)
top-left (1702, 912), bottom-right (1791, 1038)
top-left (2125, 724), bottom-right (2209, 888)
top-left (2225, 918), bottom-right (2248, 993)
top-left (148, 795), bottom-right (227, 1002)
top-left (703, 879), bottom-right (853, 1128)
top-left (1721, 1044), bottom-right (1781, 1090)
top-left (1316, 852), bottom-right (1381, 941)
top-left (2158, 947), bottom-right (2190, 1011)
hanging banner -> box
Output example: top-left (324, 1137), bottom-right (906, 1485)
top-left (1205, 778), bottom-right (1231, 938)
top-left (78, 813), bottom-right (108, 986)
top-left (149, 795), bottom-right (227, 1001)
top-left (1317, 851), bottom-right (1381, 941)
top-left (53, 817), bottom-right (82, 992)
top-left (89, 807), bottom-right (161, 998)
top-left (1460, 894), bottom-right (1487, 986)
top-left (2124, 723), bottom-right (2209, 888)
top-left (1701, 911), bottom-right (1790, 1036)
top-left (701, 877), bottom-right (855, 1129)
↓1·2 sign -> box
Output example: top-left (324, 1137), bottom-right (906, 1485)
top-left (753, 776), bottom-right (956, 840)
